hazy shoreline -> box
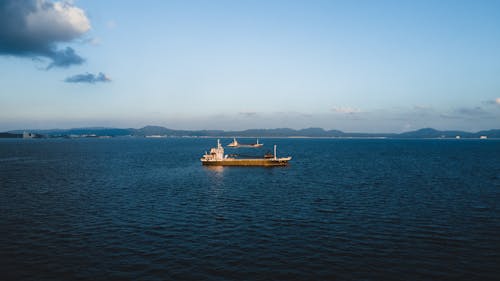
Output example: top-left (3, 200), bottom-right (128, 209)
top-left (2, 126), bottom-right (499, 139)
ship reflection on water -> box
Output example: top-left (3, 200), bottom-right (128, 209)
top-left (204, 166), bottom-right (226, 196)
top-left (204, 165), bottom-right (225, 173)
top-left (204, 165), bottom-right (225, 183)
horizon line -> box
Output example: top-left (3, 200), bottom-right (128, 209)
top-left (3, 125), bottom-right (500, 135)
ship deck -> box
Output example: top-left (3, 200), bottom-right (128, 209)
top-left (201, 157), bottom-right (291, 166)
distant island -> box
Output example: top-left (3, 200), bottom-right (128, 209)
top-left (1, 126), bottom-right (499, 139)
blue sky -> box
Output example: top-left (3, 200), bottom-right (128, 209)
top-left (1, 0), bottom-right (499, 132)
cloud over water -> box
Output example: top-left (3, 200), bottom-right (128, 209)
top-left (0, 0), bottom-right (90, 68)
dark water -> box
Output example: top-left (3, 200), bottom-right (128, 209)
top-left (1, 138), bottom-right (499, 280)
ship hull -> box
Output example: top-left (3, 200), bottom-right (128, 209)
top-left (227, 144), bottom-right (263, 148)
top-left (201, 158), bottom-right (290, 166)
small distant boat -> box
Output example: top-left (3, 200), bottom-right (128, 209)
top-left (227, 138), bottom-right (263, 148)
top-left (227, 138), bottom-right (239, 147)
top-left (202, 139), bottom-right (291, 166)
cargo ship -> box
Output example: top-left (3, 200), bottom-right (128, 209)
top-left (227, 138), bottom-right (263, 148)
top-left (201, 139), bottom-right (291, 166)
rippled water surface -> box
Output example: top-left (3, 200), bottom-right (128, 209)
top-left (1, 138), bottom-right (499, 280)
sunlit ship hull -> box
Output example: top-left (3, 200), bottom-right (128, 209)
top-left (201, 157), bottom-right (291, 166)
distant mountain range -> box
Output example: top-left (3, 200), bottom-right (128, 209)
top-left (2, 126), bottom-right (500, 139)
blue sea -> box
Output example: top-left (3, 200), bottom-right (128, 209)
top-left (1, 138), bottom-right (499, 280)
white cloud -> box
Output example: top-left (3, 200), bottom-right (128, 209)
top-left (332, 106), bottom-right (361, 114)
top-left (25, 0), bottom-right (90, 42)
top-left (0, 0), bottom-right (91, 68)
